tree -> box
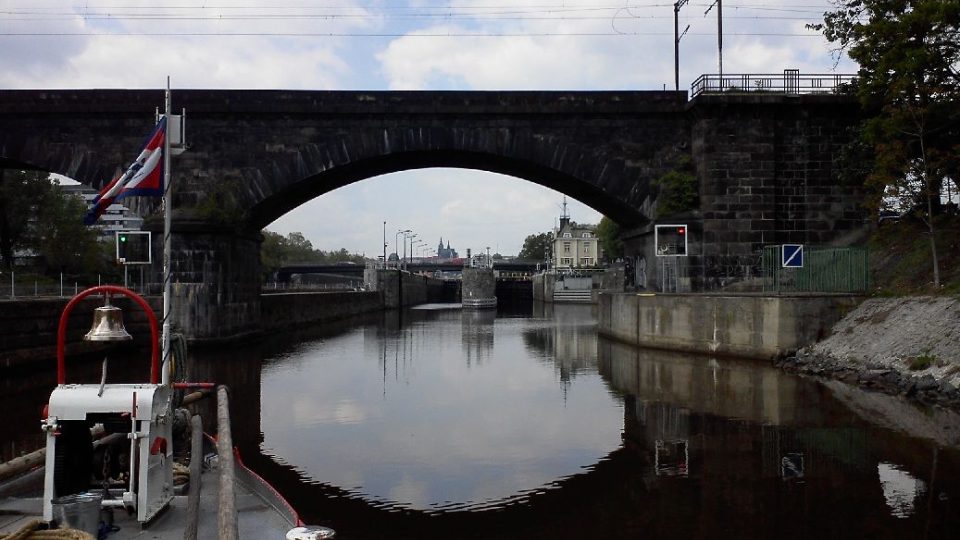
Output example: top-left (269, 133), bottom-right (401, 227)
top-left (260, 229), bottom-right (368, 281)
top-left (518, 232), bottom-right (553, 260)
top-left (652, 156), bottom-right (699, 218)
top-left (37, 185), bottom-right (104, 274)
top-left (811, 0), bottom-right (960, 287)
top-left (596, 217), bottom-right (623, 261)
top-left (0, 169), bottom-right (57, 269)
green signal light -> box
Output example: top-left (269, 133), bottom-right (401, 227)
top-left (120, 236), bottom-right (127, 242)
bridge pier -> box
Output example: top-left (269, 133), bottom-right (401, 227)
top-left (156, 222), bottom-right (262, 342)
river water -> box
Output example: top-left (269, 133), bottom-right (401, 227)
top-left (197, 302), bottom-right (960, 539)
top-left (4, 302), bottom-right (960, 538)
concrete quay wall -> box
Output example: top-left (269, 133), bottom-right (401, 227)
top-left (531, 273), bottom-right (555, 302)
top-left (598, 292), bottom-right (862, 360)
top-left (0, 295), bottom-right (162, 369)
top-left (365, 269), bottom-right (446, 308)
top-left (260, 291), bottom-right (383, 331)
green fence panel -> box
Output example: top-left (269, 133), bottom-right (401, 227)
top-left (762, 246), bottom-right (869, 294)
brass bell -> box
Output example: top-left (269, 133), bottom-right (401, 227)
top-left (84, 297), bottom-right (133, 342)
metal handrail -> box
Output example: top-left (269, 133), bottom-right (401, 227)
top-left (691, 72), bottom-right (857, 98)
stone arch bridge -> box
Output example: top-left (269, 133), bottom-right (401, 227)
top-left (0, 89), bottom-right (862, 340)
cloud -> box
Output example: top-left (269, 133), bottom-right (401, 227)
top-left (376, 0), bottom-right (858, 91)
top-left (0, 0), bottom-right (374, 89)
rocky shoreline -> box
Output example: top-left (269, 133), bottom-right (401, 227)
top-left (775, 348), bottom-right (960, 411)
top-left (772, 296), bottom-right (960, 412)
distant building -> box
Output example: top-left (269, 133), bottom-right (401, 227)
top-left (437, 238), bottom-right (459, 260)
top-left (552, 199), bottom-right (601, 269)
top-left (60, 182), bottom-right (143, 242)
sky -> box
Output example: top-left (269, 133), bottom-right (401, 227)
top-left (1, 0), bottom-right (858, 257)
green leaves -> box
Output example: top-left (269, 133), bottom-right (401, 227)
top-left (518, 232), bottom-right (553, 260)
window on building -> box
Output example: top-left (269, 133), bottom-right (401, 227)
top-left (582, 233), bottom-right (591, 238)
top-left (561, 257), bottom-right (572, 265)
top-left (563, 233), bottom-right (572, 238)
top-left (583, 243), bottom-right (590, 253)
top-left (563, 242), bottom-right (571, 253)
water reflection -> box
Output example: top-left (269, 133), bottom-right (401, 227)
top-left (254, 304), bottom-right (623, 514)
top-left (9, 302), bottom-right (958, 538)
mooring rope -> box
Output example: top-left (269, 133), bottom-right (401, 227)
top-left (0, 520), bottom-right (95, 540)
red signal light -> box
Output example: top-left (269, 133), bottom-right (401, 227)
top-left (678, 227), bottom-right (685, 235)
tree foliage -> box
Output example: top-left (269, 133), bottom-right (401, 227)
top-left (0, 169), bottom-right (56, 269)
top-left (811, 0), bottom-right (960, 287)
top-left (518, 232), bottom-right (553, 260)
top-left (0, 170), bottom-right (105, 275)
top-left (260, 230), bottom-right (367, 280)
top-left (596, 217), bottom-right (622, 261)
top-left (652, 156), bottom-right (699, 218)
top-left (38, 188), bottom-right (105, 273)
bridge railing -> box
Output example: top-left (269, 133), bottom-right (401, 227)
top-left (691, 70), bottom-right (858, 98)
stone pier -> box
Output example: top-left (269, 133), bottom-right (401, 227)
top-left (462, 268), bottom-right (496, 309)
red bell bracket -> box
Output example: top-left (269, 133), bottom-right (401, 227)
top-left (56, 285), bottom-right (160, 385)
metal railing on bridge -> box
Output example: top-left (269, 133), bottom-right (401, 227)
top-left (691, 70), bottom-right (858, 98)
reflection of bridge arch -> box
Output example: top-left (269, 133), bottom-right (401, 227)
top-left (196, 317), bottom-right (936, 539)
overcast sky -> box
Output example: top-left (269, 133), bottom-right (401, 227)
top-left (2, 1), bottom-right (857, 257)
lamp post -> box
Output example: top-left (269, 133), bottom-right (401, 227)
top-left (407, 233), bottom-right (418, 270)
top-left (383, 221), bottom-right (387, 268)
top-left (395, 229), bottom-right (410, 269)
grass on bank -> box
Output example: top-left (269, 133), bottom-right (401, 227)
top-left (869, 214), bottom-right (960, 296)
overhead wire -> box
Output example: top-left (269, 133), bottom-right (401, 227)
top-left (0, 1), bottom-right (837, 38)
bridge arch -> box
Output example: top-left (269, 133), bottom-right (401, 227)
top-left (245, 143), bottom-right (646, 233)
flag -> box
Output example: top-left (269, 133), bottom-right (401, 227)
top-left (84, 117), bottom-right (167, 225)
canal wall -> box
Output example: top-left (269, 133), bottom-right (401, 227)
top-left (597, 292), bottom-right (862, 360)
top-left (0, 296), bottom-right (162, 369)
top-left (531, 272), bottom-right (555, 302)
top-left (260, 291), bottom-right (383, 331)
top-left (365, 269), bottom-right (446, 308)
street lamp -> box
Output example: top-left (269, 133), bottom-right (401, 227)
top-left (383, 221), bottom-right (387, 268)
top-left (403, 231), bottom-right (417, 270)
top-left (395, 229), bottom-right (410, 268)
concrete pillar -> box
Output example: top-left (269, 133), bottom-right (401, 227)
top-left (462, 267), bottom-right (496, 309)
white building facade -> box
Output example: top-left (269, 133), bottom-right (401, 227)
top-left (552, 215), bottom-right (601, 269)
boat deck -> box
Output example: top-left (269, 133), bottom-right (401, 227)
top-left (0, 465), bottom-right (295, 539)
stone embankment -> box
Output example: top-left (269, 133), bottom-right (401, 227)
top-left (776, 296), bottom-right (960, 410)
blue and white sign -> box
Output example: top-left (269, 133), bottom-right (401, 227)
top-left (782, 244), bottom-right (804, 268)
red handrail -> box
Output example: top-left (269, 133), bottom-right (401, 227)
top-left (56, 285), bottom-right (160, 385)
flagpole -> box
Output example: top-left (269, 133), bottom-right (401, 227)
top-left (161, 76), bottom-right (172, 385)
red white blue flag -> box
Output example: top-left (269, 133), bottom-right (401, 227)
top-left (84, 117), bottom-right (166, 225)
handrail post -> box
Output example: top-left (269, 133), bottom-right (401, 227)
top-left (216, 386), bottom-right (238, 540)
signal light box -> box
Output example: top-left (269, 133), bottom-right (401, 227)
top-left (116, 231), bottom-right (152, 264)
top-left (655, 224), bottom-right (688, 256)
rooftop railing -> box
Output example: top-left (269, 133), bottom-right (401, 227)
top-left (691, 70), bottom-right (858, 98)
